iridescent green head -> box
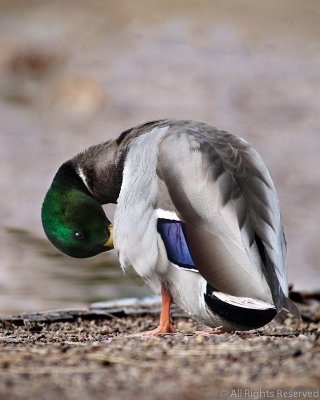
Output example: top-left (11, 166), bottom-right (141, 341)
top-left (41, 162), bottom-right (113, 258)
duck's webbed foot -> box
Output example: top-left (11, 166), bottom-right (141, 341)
top-left (134, 321), bottom-right (177, 337)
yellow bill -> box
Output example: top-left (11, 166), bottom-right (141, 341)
top-left (104, 224), bottom-right (114, 249)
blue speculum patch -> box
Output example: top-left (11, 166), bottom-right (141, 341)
top-left (157, 218), bottom-right (197, 270)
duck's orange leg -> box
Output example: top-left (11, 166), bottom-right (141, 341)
top-left (134, 286), bottom-right (177, 336)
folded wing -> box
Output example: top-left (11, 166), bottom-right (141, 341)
top-left (157, 123), bottom-right (296, 314)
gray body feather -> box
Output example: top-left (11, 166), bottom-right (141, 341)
top-left (157, 124), bottom-right (288, 310)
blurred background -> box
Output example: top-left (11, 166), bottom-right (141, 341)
top-left (0, 0), bottom-right (319, 315)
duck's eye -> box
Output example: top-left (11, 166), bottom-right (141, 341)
top-left (73, 231), bottom-right (86, 240)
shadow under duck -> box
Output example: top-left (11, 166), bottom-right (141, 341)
top-left (41, 120), bottom-right (299, 334)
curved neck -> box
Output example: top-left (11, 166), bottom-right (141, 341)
top-left (52, 161), bottom-right (93, 197)
top-left (69, 120), bottom-right (170, 204)
top-left (71, 140), bottom-right (126, 204)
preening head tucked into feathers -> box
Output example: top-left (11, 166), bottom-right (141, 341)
top-left (41, 119), bottom-right (300, 333)
top-left (41, 161), bottom-right (113, 258)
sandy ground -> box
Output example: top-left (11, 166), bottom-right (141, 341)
top-left (0, 296), bottom-right (319, 400)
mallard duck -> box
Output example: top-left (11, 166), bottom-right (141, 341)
top-left (41, 119), bottom-right (299, 334)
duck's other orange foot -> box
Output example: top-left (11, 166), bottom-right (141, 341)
top-left (195, 329), bottom-right (225, 336)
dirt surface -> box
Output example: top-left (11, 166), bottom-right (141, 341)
top-left (0, 298), bottom-right (319, 400)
